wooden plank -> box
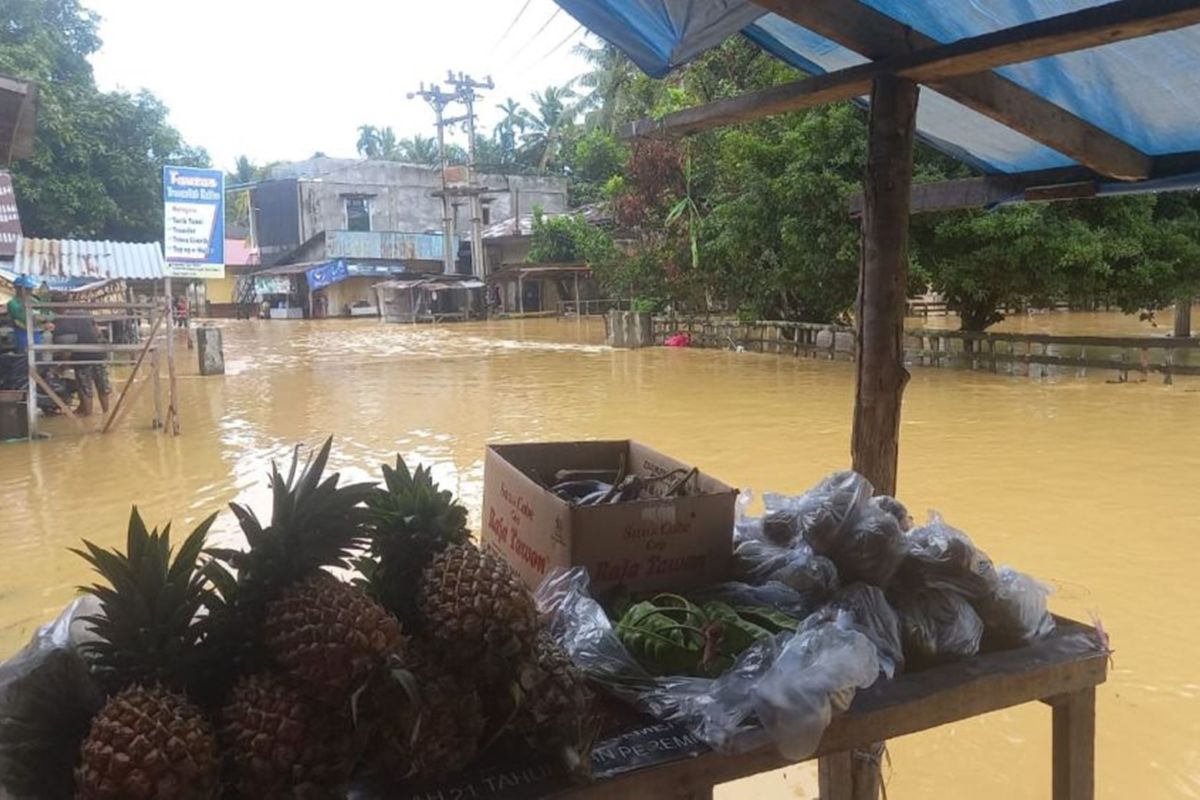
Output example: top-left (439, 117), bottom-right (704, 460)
top-left (758, 0), bottom-right (1171, 180)
top-left (30, 369), bottom-right (83, 431)
top-left (852, 75), bottom-right (918, 497)
top-left (878, 0), bottom-right (1200, 84)
top-left (566, 619), bottom-right (1106, 799)
top-left (1052, 687), bottom-right (1096, 800)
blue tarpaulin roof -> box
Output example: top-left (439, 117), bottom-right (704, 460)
top-left (553, 0), bottom-right (1200, 178)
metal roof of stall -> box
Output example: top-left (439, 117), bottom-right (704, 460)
top-left (557, 0), bottom-right (1200, 209)
top-left (11, 237), bottom-right (166, 281)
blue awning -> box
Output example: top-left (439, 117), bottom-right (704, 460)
top-left (306, 259), bottom-right (408, 290)
top-left (554, 1), bottom-right (1200, 177)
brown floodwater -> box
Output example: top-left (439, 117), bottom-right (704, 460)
top-left (1, 315), bottom-right (1197, 798)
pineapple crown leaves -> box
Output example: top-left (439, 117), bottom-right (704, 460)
top-left (70, 506), bottom-right (218, 693)
top-left (212, 437), bottom-right (377, 598)
top-left (360, 455), bottom-right (470, 621)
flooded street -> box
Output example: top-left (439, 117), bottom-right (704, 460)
top-left (1, 316), bottom-right (1197, 798)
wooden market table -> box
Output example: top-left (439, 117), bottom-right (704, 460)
top-left (561, 616), bottom-right (1106, 800)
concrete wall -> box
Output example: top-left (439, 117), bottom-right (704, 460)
top-left (266, 158), bottom-right (568, 249)
top-left (314, 277), bottom-right (380, 317)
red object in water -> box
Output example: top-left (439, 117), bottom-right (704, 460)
top-left (664, 332), bottom-right (691, 348)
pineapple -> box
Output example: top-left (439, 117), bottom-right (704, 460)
top-left (364, 456), bottom-right (538, 682)
top-left (264, 572), bottom-right (401, 698)
top-left (219, 673), bottom-right (355, 799)
top-left (511, 629), bottom-right (596, 779)
top-left (366, 637), bottom-right (486, 782)
top-left (78, 686), bottom-right (218, 800)
top-left (209, 439), bottom-right (401, 796)
top-left (209, 438), bottom-right (401, 701)
top-left (72, 508), bottom-right (221, 800)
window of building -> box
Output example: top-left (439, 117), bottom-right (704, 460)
top-left (345, 196), bottom-right (371, 232)
top-left (482, 206), bottom-right (491, 225)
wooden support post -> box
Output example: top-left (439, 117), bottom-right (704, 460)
top-left (818, 750), bottom-right (854, 800)
top-left (1052, 687), bottom-right (1096, 800)
top-left (574, 272), bottom-right (581, 316)
top-left (151, 349), bottom-right (163, 429)
top-left (164, 297), bottom-right (180, 435)
top-left (1174, 297), bottom-right (1193, 338)
top-left (1140, 347), bottom-right (1149, 381)
top-left (518, 275), bottom-right (525, 315)
top-left (25, 304), bottom-right (36, 440)
top-left (852, 74), bottom-right (919, 499)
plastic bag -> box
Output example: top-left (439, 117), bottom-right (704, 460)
top-left (535, 567), bottom-right (880, 759)
top-left (871, 495), bottom-right (913, 531)
top-left (766, 470), bottom-right (873, 551)
top-left (806, 502), bottom-right (907, 587)
top-left (978, 567), bottom-right (1055, 649)
top-left (894, 514), bottom-right (999, 599)
top-left (731, 539), bottom-right (839, 600)
top-left (896, 588), bottom-right (984, 666)
top-left (0, 598), bottom-right (105, 800)
top-left (829, 583), bottom-right (904, 678)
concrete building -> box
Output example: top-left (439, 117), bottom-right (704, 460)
top-left (252, 157), bottom-right (569, 268)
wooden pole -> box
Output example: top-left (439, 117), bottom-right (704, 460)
top-left (518, 274), bottom-right (525, 315)
top-left (850, 74), bottom-right (919, 498)
top-left (31, 371), bottom-right (83, 430)
top-left (574, 272), bottom-right (581, 316)
top-left (1174, 297), bottom-right (1193, 338)
top-left (164, 286), bottom-right (180, 435)
top-left (151, 349), bottom-right (163, 429)
top-left (25, 303), bottom-right (36, 440)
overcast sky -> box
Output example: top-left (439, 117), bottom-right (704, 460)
top-left (86, 0), bottom-right (593, 171)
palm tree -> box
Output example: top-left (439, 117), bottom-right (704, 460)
top-left (397, 134), bottom-right (440, 166)
top-left (495, 98), bottom-right (527, 162)
top-left (356, 125), bottom-right (401, 160)
top-left (573, 40), bottom-right (637, 134)
top-left (521, 83), bottom-right (578, 170)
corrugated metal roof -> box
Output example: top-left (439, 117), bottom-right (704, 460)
top-left (483, 203), bottom-right (611, 239)
top-left (13, 237), bottom-right (165, 280)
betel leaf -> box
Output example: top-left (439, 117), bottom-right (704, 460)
top-left (616, 600), bottom-right (705, 676)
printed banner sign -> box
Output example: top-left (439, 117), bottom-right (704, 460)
top-left (163, 165), bottom-right (225, 278)
top-left (0, 172), bottom-right (20, 260)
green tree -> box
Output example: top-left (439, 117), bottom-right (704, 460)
top-left (520, 84), bottom-right (578, 170)
top-left (356, 125), bottom-right (401, 159)
top-left (526, 206), bottom-right (617, 267)
top-left (1, 0), bottom-right (209, 241)
top-left (494, 98), bottom-right (526, 162)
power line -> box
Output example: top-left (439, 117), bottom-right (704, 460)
top-left (499, 7), bottom-right (561, 69)
top-left (490, 0), bottom-right (534, 55)
top-left (535, 23), bottom-right (583, 64)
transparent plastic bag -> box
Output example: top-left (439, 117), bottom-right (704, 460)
top-left (731, 539), bottom-right (839, 600)
top-left (0, 598), bottom-right (105, 800)
top-left (871, 495), bottom-right (913, 531)
top-left (808, 502), bottom-right (907, 587)
top-left (535, 568), bottom-right (880, 759)
top-left (829, 583), bottom-right (904, 678)
top-left (896, 588), bottom-right (984, 666)
top-left (895, 514), bottom-right (999, 599)
top-left (979, 567), bottom-right (1055, 649)
top-left (767, 471), bottom-right (874, 552)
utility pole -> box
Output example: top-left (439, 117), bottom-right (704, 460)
top-left (408, 82), bottom-right (460, 275)
top-left (445, 71), bottom-right (493, 280)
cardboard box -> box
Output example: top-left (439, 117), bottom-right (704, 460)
top-left (481, 440), bottom-right (736, 594)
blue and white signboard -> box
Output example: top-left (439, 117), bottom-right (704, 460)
top-left (163, 165), bottom-right (225, 278)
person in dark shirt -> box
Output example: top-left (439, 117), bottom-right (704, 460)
top-left (54, 311), bottom-right (110, 416)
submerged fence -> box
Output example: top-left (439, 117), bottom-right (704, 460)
top-left (651, 315), bottom-right (1200, 382)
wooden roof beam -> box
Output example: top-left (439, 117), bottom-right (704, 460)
top-left (624, 0), bottom-right (1200, 179)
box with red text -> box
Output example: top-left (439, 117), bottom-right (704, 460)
top-left (481, 441), bottom-right (736, 594)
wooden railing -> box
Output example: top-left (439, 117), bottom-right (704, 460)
top-left (652, 315), bottom-right (1200, 382)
